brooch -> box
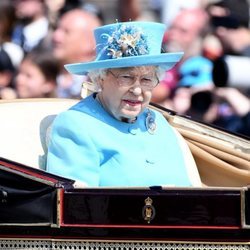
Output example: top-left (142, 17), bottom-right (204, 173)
top-left (145, 109), bottom-right (156, 134)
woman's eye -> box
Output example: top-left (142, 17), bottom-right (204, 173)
top-left (142, 77), bottom-right (152, 82)
top-left (119, 75), bottom-right (134, 82)
top-left (121, 75), bottom-right (132, 79)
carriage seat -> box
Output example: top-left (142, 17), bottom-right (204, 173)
top-left (0, 98), bottom-right (78, 170)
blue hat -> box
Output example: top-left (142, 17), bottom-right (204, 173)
top-left (65, 21), bottom-right (184, 75)
top-left (178, 56), bottom-right (213, 87)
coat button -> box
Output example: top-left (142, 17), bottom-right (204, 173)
top-left (128, 126), bottom-right (137, 135)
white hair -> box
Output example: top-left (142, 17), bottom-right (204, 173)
top-left (88, 68), bottom-right (108, 83)
top-left (156, 66), bottom-right (167, 81)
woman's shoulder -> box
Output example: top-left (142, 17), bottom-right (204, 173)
top-left (53, 95), bottom-right (100, 126)
top-left (149, 107), bottom-right (170, 123)
top-left (69, 94), bottom-right (94, 110)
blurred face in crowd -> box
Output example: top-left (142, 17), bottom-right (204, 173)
top-left (15, 58), bottom-right (55, 98)
top-left (166, 9), bottom-right (208, 52)
top-left (0, 71), bottom-right (13, 88)
top-left (171, 87), bottom-right (192, 115)
top-left (52, 9), bottom-right (101, 66)
top-left (15, 0), bottom-right (45, 20)
top-left (207, 3), bottom-right (250, 54)
top-left (214, 26), bottom-right (246, 53)
top-left (97, 66), bottom-right (159, 121)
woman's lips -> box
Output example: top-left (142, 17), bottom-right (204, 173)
top-left (123, 99), bottom-right (142, 106)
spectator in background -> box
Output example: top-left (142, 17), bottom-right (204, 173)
top-left (207, 0), bottom-right (250, 86)
top-left (151, 8), bottom-right (213, 106)
top-left (211, 88), bottom-right (250, 137)
top-left (157, 0), bottom-right (204, 28)
top-left (187, 87), bottom-right (250, 137)
top-left (15, 49), bottom-right (59, 98)
top-left (0, 48), bottom-right (17, 99)
top-left (0, 0), bottom-right (24, 69)
top-left (162, 56), bottom-right (214, 116)
top-left (203, 0), bottom-right (250, 137)
top-left (118, 0), bottom-right (141, 21)
top-left (39, 0), bottom-right (67, 51)
top-left (164, 8), bottom-right (209, 59)
top-left (178, 56), bottom-right (213, 89)
top-left (52, 8), bottom-right (101, 98)
top-left (12, 0), bottom-right (49, 53)
top-left (44, 0), bottom-right (66, 30)
top-left (207, 0), bottom-right (250, 57)
top-left (207, 0), bottom-right (250, 92)
top-left (0, 0), bottom-right (23, 99)
top-left (40, 0), bottom-right (104, 52)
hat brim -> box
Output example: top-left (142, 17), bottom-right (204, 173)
top-left (64, 52), bottom-right (184, 75)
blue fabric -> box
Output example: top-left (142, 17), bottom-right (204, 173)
top-left (178, 56), bottom-right (213, 87)
top-left (46, 94), bottom-right (191, 187)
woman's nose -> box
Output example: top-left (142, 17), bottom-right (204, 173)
top-left (130, 85), bottom-right (142, 95)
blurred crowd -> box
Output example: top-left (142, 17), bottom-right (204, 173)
top-left (0, 0), bottom-right (249, 137)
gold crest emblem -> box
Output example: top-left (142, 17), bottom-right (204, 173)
top-left (142, 197), bottom-right (155, 224)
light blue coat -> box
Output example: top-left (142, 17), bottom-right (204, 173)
top-left (46, 94), bottom-right (191, 187)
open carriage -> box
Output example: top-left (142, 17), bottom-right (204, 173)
top-left (0, 98), bottom-right (249, 250)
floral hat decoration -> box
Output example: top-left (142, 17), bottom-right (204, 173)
top-left (65, 21), bottom-right (184, 75)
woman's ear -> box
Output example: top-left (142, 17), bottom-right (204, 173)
top-left (97, 76), bottom-right (104, 91)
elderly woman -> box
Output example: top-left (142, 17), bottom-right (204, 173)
top-left (46, 21), bottom-right (201, 187)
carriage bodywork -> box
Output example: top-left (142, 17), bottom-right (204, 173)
top-left (0, 98), bottom-right (249, 250)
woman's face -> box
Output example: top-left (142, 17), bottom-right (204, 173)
top-left (99, 66), bottom-right (158, 121)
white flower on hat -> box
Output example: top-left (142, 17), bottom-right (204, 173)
top-left (104, 24), bottom-right (149, 59)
